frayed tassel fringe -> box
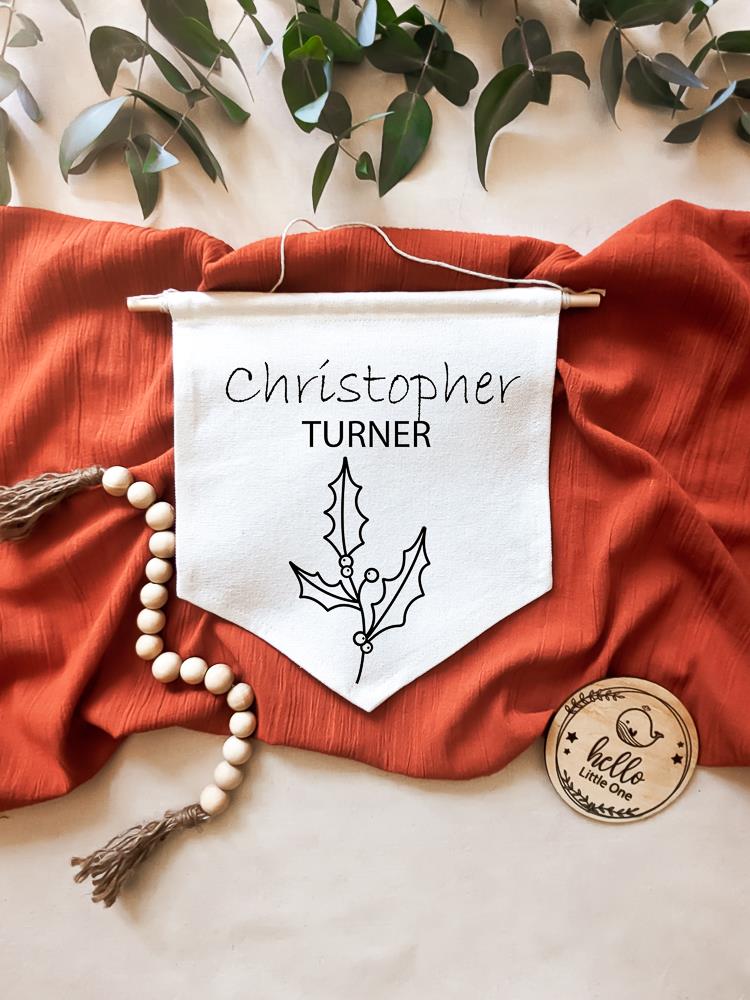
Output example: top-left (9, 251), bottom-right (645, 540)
top-left (72, 804), bottom-right (210, 907)
top-left (0, 466), bottom-right (104, 541)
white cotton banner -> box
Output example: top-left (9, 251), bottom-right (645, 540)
top-left (168, 288), bottom-right (561, 712)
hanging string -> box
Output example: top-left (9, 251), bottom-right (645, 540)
top-left (268, 218), bottom-right (603, 306)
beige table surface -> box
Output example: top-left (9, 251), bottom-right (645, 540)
top-left (2, 2), bottom-right (750, 998)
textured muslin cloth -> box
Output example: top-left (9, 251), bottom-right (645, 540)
top-left (0, 200), bottom-right (748, 810)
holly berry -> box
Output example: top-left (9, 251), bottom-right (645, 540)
top-left (361, 641), bottom-right (373, 654)
top-left (364, 568), bottom-right (379, 582)
top-left (341, 566), bottom-right (353, 578)
top-left (353, 631), bottom-right (367, 646)
top-left (339, 555), bottom-right (353, 568)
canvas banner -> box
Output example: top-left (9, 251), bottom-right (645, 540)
top-left (168, 288), bottom-right (561, 711)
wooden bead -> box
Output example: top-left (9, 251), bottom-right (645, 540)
top-left (137, 608), bottom-right (165, 635)
top-left (135, 634), bottom-right (163, 661)
top-left (204, 663), bottom-right (234, 695)
top-left (149, 531), bottom-right (176, 559)
top-left (151, 651), bottom-right (182, 683)
top-left (140, 582), bottom-right (168, 609)
top-left (146, 557), bottom-right (173, 584)
top-left (127, 481), bottom-right (157, 509)
top-left (229, 711), bottom-right (257, 739)
top-left (199, 784), bottom-right (229, 817)
top-left (145, 501), bottom-right (175, 531)
top-left (180, 656), bottom-right (208, 685)
top-left (214, 761), bottom-right (244, 791)
top-left (101, 466), bottom-right (133, 497)
top-left (223, 735), bottom-right (253, 766)
top-left (227, 682), bottom-right (254, 712)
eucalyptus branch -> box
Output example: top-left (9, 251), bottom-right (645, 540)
top-left (161, 12), bottom-right (247, 152)
top-left (1, 0), bottom-right (16, 59)
top-left (129, 3), bottom-right (150, 140)
top-left (704, 13), bottom-right (744, 112)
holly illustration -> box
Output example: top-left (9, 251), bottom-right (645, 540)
top-left (290, 458), bottom-right (429, 684)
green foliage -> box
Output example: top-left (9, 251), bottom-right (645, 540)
top-left (0, 0), bottom-right (747, 214)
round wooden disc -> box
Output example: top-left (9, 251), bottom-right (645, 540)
top-left (545, 677), bottom-right (699, 823)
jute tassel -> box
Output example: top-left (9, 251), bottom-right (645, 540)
top-left (0, 465), bottom-right (104, 541)
top-left (72, 804), bottom-right (210, 907)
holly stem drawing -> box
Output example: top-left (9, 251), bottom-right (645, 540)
top-left (290, 458), bottom-right (429, 685)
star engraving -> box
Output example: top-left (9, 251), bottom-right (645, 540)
top-left (671, 754), bottom-right (683, 765)
top-left (563, 748), bottom-right (571, 755)
top-left (677, 741), bottom-right (684, 748)
top-left (566, 732), bottom-right (578, 743)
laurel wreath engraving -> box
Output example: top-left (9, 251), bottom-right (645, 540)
top-left (560, 769), bottom-right (640, 819)
top-left (290, 458), bottom-right (429, 684)
top-left (565, 688), bottom-right (625, 717)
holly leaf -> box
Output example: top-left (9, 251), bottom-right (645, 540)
top-left (323, 457), bottom-right (369, 557)
top-left (367, 527), bottom-right (429, 640)
top-left (290, 563), bottom-right (359, 612)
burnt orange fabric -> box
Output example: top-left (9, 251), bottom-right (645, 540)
top-left (1, 201), bottom-right (749, 810)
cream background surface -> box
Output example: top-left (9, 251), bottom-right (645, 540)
top-left (2, 1), bottom-right (749, 997)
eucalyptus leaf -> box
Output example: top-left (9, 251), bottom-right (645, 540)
top-left (673, 37), bottom-right (715, 109)
top-left (395, 5), bottom-right (424, 26)
top-left (142, 136), bottom-right (180, 172)
top-left (125, 135), bottom-right (161, 218)
top-left (14, 11), bottom-right (42, 40)
top-left (736, 79), bottom-right (750, 99)
top-left (295, 90), bottom-right (330, 124)
top-left (312, 141), bottom-right (338, 209)
top-left (90, 27), bottom-right (193, 97)
top-left (350, 111), bottom-right (392, 131)
top-left (57, 0), bottom-right (84, 30)
top-left (737, 110), bottom-right (750, 144)
top-left (128, 89), bottom-right (225, 185)
top-left (688, 1), bottom-right (712, 35)
top-left (366, 24), bottom-right (424, 74)
top-left (502, 19), bottom-right (551, 104)
top-left (664, 81), bottom-right (736, 142)
top-left (8, 28), bottom-right (39, 48)
top-left (0, 59), bottom-right (20, 102)
top-left (282, 57), bottom-right (328, 133)
top-left (626, 56), bottom-right (687, 108)
top-left (59, 95), bottom-right (128, 179)
top-left (474, 65), bottom-right (534, 189)
top-left (717, 31), bottom-right (750, 54)
top-left (66, 111), bottom-right (130, 174)
top-left (647, 52), bottom-right (707, 89)
top-left (426, 49), bottom-right (479, 106)
top-left (298, 13), bottom-right (363, 63)
top-left (378, 90), bottom-right (432, 195)
top-left (616, 0), bottom-right (694, 28)
top-left (355, 150), bottom-right (376, 180)
top-left (182, 17), bottom-right (223, 64)
top-left (419, 7), bottom-right (446, 33)
top-left (600, 27), bottom-right (623, 124)
top-left (356, 0), bottom-right (378, 47)
top-left (184, 58), bottom-right (250, 122)
top-left (249, 15), bottom-right (272, 46)
top-left (288, 34), bottom-right (328, 61)
top-left (145, 0), bottom-right (217, 67)
top-left (0, 107), bottom-right (10, 206)
top-left (317, 91), bottom-right (352, 137)
top-left (16, 78), bottom-right (42, 122)
top-left (534, 51), bottom-right (590, 87)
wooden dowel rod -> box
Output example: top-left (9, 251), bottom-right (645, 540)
top-left (127, 289), bottom-right (604, 313)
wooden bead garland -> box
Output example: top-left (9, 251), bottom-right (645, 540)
top-left (73, 465), bottom-right (259, 906)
